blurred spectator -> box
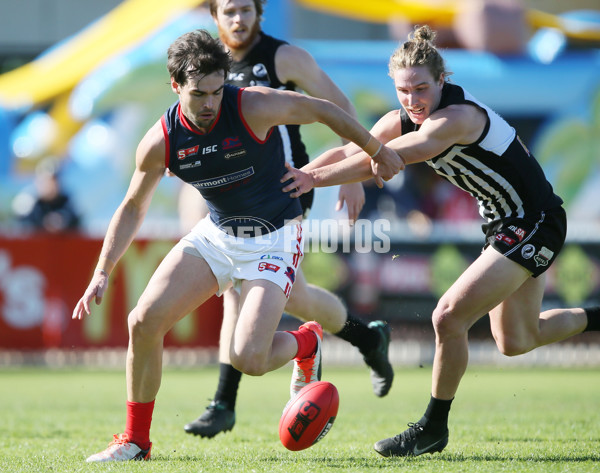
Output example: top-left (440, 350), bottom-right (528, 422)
top-left (12, 158), bottom-right (80, 233)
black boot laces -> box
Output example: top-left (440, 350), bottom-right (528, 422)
top-left (394, 422), bottom-right (424, 443)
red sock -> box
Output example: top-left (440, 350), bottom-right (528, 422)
top-left (125, 400), bottom-right (154, 450)
top-left (287, 327), bottom-right (317, 360)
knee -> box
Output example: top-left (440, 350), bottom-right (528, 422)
top-left (229, 351), bottom-right (268, 376)
top-left (127, 305), bottom-right (165, 343)
top-left (431, 299), bottom-right (466, 340)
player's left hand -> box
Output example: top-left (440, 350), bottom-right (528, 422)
top-left (281, 162), bottom-right (315, 198)
top-left (336, 182), bottom-right (365, 224)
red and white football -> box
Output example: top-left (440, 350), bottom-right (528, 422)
top-left (279, 381), bottom-right (339, 451)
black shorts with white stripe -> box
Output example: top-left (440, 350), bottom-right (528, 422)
top-left (481, 206), bottom-right (567, 278)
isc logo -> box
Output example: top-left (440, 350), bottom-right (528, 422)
top-left (203, 145), bottom-right (218, 155)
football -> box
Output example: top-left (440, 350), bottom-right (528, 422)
top-left (278, 381), bottom-right (339, 451)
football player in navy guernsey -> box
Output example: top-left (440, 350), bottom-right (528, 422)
top-left (182, 0), bottom-right (396, 439)
top-left (72, 30), bottom-right (402, 462)
top-left (282, 24), bottom-right (600, 458)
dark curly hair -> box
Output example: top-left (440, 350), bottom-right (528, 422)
top-left (167, 29), bottom-right (232, 86)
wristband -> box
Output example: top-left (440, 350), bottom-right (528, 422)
top-left (370, 142), bottom-right (383, 158)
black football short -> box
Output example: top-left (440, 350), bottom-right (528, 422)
top-left (482, 206), bottom-right (567, 278)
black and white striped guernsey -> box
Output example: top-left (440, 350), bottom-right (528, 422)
top-left (399, 82), bottom-right (563, 222)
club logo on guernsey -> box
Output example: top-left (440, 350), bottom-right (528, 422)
top-left (534, 246), bottom-right (554, 267)
top-left (223, 136), bottom-right (242, 150)
top-left (285, 267), bottom-right (296, 284)
top-left (252, 63), bottom-right (268, 78)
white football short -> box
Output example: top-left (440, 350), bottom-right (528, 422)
top-left (174, 215), bottom-right (304, 297)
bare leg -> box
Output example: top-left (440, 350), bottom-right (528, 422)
top-left (218, 288), bottom-right (240, 363)
top-left (431, 248), bottom-right (530, 400)
top-left (127, 248), bottom-right (218, 402)
top-left (489, 275), bottom-right (587, 356)
top-left (230, 279), bottom-right (296, 375)
top-left (285, 269), bottom-right (346, 333)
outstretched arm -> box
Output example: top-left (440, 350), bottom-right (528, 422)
top-left (281, 110), bottom-right (406, 195)
top-left (72, 121), bottom-right (166, 319)
top-left (282, 103), bottom-right (485, 195)
top-left (240, 87), bottom-right (403, 183)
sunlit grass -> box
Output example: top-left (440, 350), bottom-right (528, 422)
top-left (0, 365), bottom-right (598, 472)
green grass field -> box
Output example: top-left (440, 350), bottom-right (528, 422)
top-left (1, 365), bottom-right (598, 472)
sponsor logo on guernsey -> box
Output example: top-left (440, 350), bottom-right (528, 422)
top-left (260, 254), bottom-right (284, 261)
top-left (192, 167), bottom-right (254, 189)
top-left (180, 160), bottom-right (202, 170)
top-left (258, 262), bottom-right (280, 273)
top-left (202, 145), bottom-right (218, 155)
top-left (495, 233), bottom-right (516, 246)
top-left (223, 136), bottom-right (242, 150)
top-left (508, 225), bottom-right (526, 241)
top-left (225, 149), bottom-right (247, 159)
top-left (521, 244), bottom-right (535, 259)
top-left (177, 145), bottom-right (199, 160)
top-left (228, 72), bottom-right (245, 82)
top-left (534, 246), bottom-right (554, 267)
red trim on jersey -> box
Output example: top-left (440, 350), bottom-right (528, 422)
top-left (177, 102), bottom-right (221, 135)
top-left (237, 87), bottom-right (273, 144)
top-left (160, 115), bottom-right (170, 169)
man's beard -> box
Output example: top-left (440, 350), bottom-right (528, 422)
top-left (219, 20), bottom-right (261, 51)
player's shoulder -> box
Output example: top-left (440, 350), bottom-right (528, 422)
top-left (273, 41), bottom-right (319, 87)
top-left (379, 109), bottom-right (403, 125)
top-left (137, 119), bottom-right (166, 164)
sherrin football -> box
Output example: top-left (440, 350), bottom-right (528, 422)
top-left (279, 381), bottom-right (339, 451)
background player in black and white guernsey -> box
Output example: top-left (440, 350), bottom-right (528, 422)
top-left (182, 0), bottom-right (396, 439)
top-left (282, 25), bottom-right (600, 458)
top-left (72, 29), bottom-right (402, 463)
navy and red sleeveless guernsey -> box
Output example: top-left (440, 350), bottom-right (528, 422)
top-left (399, 82), bottom-right (563, 222)
top-left (162, 84), bottom-right (302, 234)
top-left (226, 32), bottom-right (314, 214)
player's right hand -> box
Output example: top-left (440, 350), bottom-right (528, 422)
top-left (72, 270), bottom-right (109, 320)
top-left (371, 145), bottom-right (405, 186)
